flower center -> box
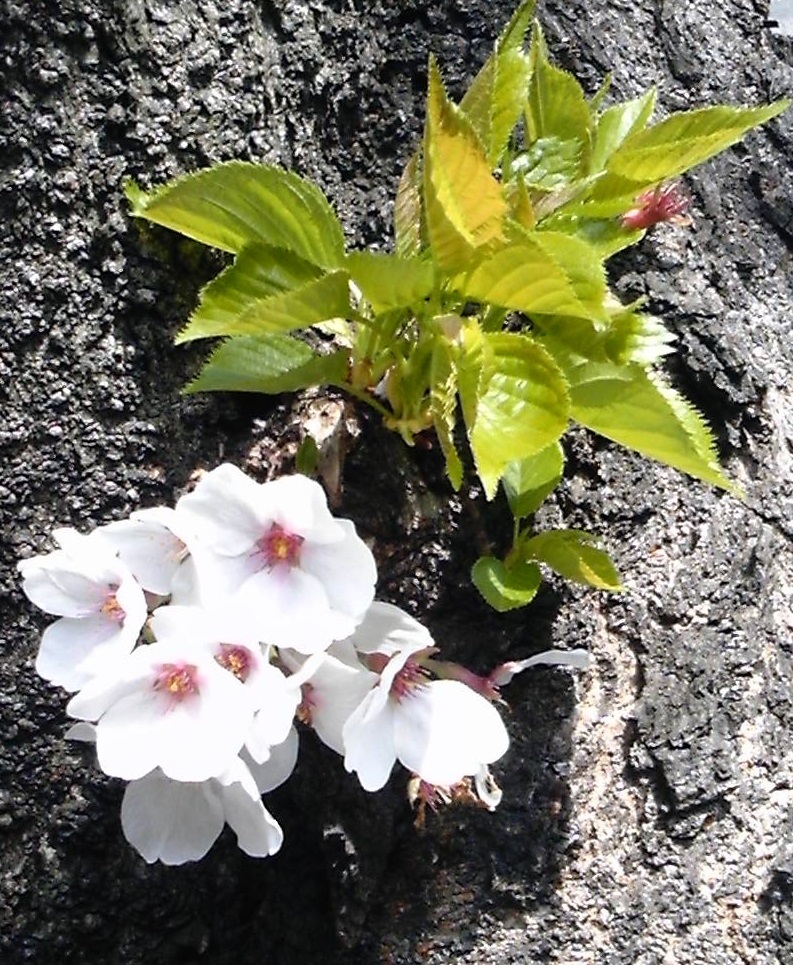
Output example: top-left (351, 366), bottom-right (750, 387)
top-left (154, 663), bottom-right (200, 702)
top-left (100, 585), bottom-right (125, 623)
top-left (215, 644), bottom-right (253, 683)
top-left (256, 523), bottom-right (304, 569)
top-left (390, 658), bottom-right (430, 702)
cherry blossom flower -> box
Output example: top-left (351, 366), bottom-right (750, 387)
top-left (621, 182), bottom-right (691, 231)
top-left (18, 528), bottom-right (147, 692)
top-left (66, 637), bottom-right (254, 782)
top-left (175, 464), bottom-right (377, 653)
top-left (341, 605), bottom-right (509, 791)
top-left (121, 757), bottom-right (283, 865)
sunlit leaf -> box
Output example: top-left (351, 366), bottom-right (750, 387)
top-left (183, 243), bottom-right (321, 343)
top-left (568, 363), bottom-right (738, 492)
top-left (126, 162), bottom-right (346, 266)
top-left (471, 556), bottom-right (542, 611)
top-left (423, 58), bottom-right (508, 271)
top-left (458, 328), bottom-right (570, 498)
top-left (502, 441), bottom-right (564, 518)
top-left (394, 153), bottom-right (423, 258)
top-left (178, 271), bottom-right (351, 342)
top-left (184, 334), bottom-right (350, 394)
top-left (590, 89), bottom-right (656, 172)
top-left (345, 251), bottom-right (434, 312)
top-left (523, 529), bottom-right (623, 590)
top-left (430, 340), bottom-right (464, 488)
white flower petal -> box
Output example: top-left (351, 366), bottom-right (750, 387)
top-left (304, 655), bottom-right (377, 755)
top-left (263, 474), bottom-right (342, 545)
top-left (393, 680), bottom-right (509, 787)
top-left (175, 464), bottom-right (266, 557)
top-left (243, 727), bottom-right (299, 794)
top-left (217, 760), bottom-right (283, 858)
top-left (121, 770), bottom-right (225, 865)
top-left (346, 602), bottom-right (435, 656)
top-left (299, 519), bottom-right (376, 621)
top-left (102, 513), bottom-right (186, 595)
top-left (36, 615), bottom-right (132, 692)
top-left (343, 695), bottom-right (398, 792)
top-left (493, 648), bottom-right (592, 685)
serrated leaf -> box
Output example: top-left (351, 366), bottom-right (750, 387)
top-left (458, 328), bottom-right (570, 498)
top-left (590, 89), bottom-right (657, 172)
top-left (394, 153), bottom-right (423, 258)
top-left (179, 271), bottom-right (351, 342)
top-left (525, 22), bottom-right (592, 165)
top-left (523, 529), bottom-right (622, 590)
top-left (455, 234), bottom-right (605, 321)
top-left (430, 340), bottom-right (464, 488)
top-left (460, 0), bottom-right (536, 154)
top-left (184, 334), bottom-right (349, 394)
top-left (604, 312), bottom-right (676, 366)
top-left (511, 136), bottom-right (583, 190)
top-left (126, 161), bottom-right (346, 267)
top-left (184, 243), bottom-right (321, 343)
top-left (502, 441), bottom-right (564, 518)
top-left (488, 46), bottom-right (533, 166)
top-left (569, 364), bottom-right (737, 492)
top-left (471, 556), bottom-right (542, 612)
top-left (423, 58), bottom-right (508, 271)
top-left (345, 251), bottom-right (434, 312)
top-left (591, 101), bottom-right (789, 200)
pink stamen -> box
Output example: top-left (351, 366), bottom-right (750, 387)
top-left (621, 182), bottom-right (691, 231)
top-left (215, 644), bottom-right (253, 683)
top-left (154, 663), bottom-right (200, 703)
top-left (254, 523), bottom-right (304, 570)
top-left (390, 658), bottom-right (430, 701)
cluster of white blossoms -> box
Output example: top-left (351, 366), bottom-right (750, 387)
top-left (19, 463), bottom-right (589, 865)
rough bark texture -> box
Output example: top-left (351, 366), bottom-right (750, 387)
top-left (2, 1), bottom-right (792, 962)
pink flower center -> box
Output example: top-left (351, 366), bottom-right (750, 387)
top-left (100, 586), bottom-right (125, 623)
top-left (297, 683), bottom-right (316, 725)
top-left (154, 663), bottom-right (200, 703)
top-left (215, 644), bottom-right (253, 683)
top-left (390, 658), bottom-right (430, 702)
top-left (255, 523), bottom-right (304, 569)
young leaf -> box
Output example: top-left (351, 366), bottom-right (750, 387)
top-left (458, 329), bottom-right (570, 498)
top-left (345, 251), bottom-right (434, 312)
top-left (569, 364), bottom-right (738, 492)
top-left (454, 234), bottom-right (605, 321)
top-left (525, 22), bottom-right (592, 163)
top-left (502, 441), bottom-right (564, 518)
top-left (185, 244), bottom-right (321, 342)
top-left (184, 334), bottom-right (350, 394)
top-left (522, 529), bottom-right (622, 590)
top-left (590, 89), bottom-right (657, 172)
top-left (394, 153), bottom-right (423, 259)
top-left (178, 271), bottom-right (351, 342)
top-left (460, 0), bottom-right (536, 159)
top-left (423, 58), bottom-right (508, 271)
top-left (471, 556), bottom-right (542, 612)
top-left (430, 340), bottom-right (464, 488)
top-left (591, 101), bottom-right (789, 199)
top-left (126, 161), bottom-right (346, 267)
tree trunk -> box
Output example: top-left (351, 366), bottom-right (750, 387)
top-left (2, 1), bottom-right (792, 961)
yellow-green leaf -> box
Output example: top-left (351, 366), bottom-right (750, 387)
top-left (502, 441), bottom-right (564, 518)
top-left (394, 153), bottom-right (423, 258)
top-left (423, 58), bottom-right (508, 271)
top-left (185, 334), bottom-right (349, 394)
top-left (471, 556), bottom-right (542, 612)
top-left (345, 251), bottom-right (434, 312)
top-left (430, 340), bottom-right (464, 488)
top-left (590, 89), bottom-right (656, 172)
top-left (523, 529), bottom-right (622, 590)
top-left (126, 161), bottom-right (346, 267)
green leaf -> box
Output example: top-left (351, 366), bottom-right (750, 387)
top-left (126, 161), bottom-right (346, 267)
top-left (471, 556), bottom-right (542, 612)
top-left (457, 328), bottom-right (570, 498)
top-left (460, 0), bottom-right (535, 159)
top-left (525, 22), bottom-right (592, 163)
top-left (604, 312), bottom-right (676, 366)
top-left (394, 153), bottom-right (423, 258)
top-left (454, 233), bottom-right (606, 321)
top-left (502, 441), bottom-right (564, 518)
top-left (522, 529), bottom-right (622, 590)
top-left (184, 244), bottom-right (321, 343)
top-left (591, 101), bottom-right (789, 199)
top-left (511, 136), bottom-right (583, 190)
top-left (568, 364), bottom-right (738, 492)
top-left (423, 58), bottom-right (508, 271)
top-left (345, 251), bottom-right (434, 312)
top-left (430, 340), bottom-right (464, 488)
top-left (184, 334), bottom-right (350, 394)
top-left (590, 89), bottom-right (657, 172)
top-left (295, 435), bottom-right (320, 475)
top-left (178, 270), bottom-right (351, 342)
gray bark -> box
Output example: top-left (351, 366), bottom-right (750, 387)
top-left (1, 1), bottom-right (792, 962)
